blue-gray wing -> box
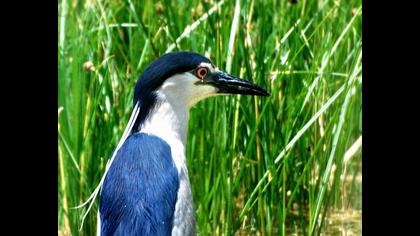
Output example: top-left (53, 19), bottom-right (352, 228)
top-left (99, 133), bottom-right (179, 236)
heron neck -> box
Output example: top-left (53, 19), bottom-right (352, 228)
top-left (139, 93), bottom-right (189, 148)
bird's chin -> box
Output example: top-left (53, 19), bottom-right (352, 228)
top-left (188, 93), bottom-right (222, 108)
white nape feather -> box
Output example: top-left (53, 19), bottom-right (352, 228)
top-left (97, 209), bottom-right (101, 236)
top-left (76, 102), bottom-right (141, 231)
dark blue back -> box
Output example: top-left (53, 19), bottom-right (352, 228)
top-left (100, 133), bottom-right (179, 236)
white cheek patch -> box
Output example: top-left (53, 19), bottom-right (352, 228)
top-left (160, 73), bottom-right (217, 108)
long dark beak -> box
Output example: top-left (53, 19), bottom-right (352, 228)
top-left (204, 70), bottom-right (269, 96)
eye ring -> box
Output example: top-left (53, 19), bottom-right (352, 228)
top-left (195, 67), bottom-right (208, 79)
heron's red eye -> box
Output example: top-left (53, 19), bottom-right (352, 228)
top-left (196, 67), bottom-right (208, 79)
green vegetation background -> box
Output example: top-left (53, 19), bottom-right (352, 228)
top-left (58, 0), bottom-right (362, 235)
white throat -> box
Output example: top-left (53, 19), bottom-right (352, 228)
top-left (140, 92), bottom-right (189, 146)
top-left (139, 93), bottom-right (189, 173)
top-left (139, 73), bottom-right (216, 172)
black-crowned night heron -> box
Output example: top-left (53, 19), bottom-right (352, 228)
top-left (97, 51), bottom-right (269, 235)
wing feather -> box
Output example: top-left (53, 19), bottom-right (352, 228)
top-left (99, 133), bottom-right (179, 236)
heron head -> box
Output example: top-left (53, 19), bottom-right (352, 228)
top-left (134, 51), bottom-right (268, 106)
top-left (133, 51), bottom-right (269, 129)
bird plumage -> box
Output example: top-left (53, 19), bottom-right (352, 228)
top-left (100, 133), bottom-right (179, 235)
top-left (100, 52), bottom-right (208, 236)
top-left (97, 51), bottom-right (268, 236)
